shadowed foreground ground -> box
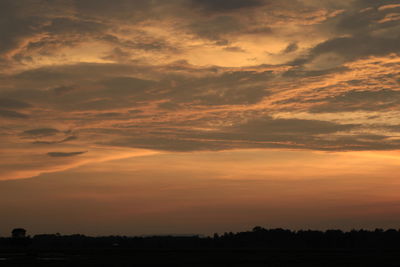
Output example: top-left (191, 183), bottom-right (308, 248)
top-left (1, 248), bottom-right (400, 266)
top-left (2, 227), bottom-right (400, 266)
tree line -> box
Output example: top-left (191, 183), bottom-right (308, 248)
top-left (1, 227), bottom-right (400, 249)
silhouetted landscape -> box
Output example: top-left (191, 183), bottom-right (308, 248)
top-left (2, 227), bottom-right (400, 266)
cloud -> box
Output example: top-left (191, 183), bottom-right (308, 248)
top-left (280, 1), bottom-right (400, 71)
top-left (53, 85), bottom-right (76, 96)
top-left (100, 76), bottom-right (157, 96)
top-left (1, 0), bottom-right (400, 180)
top-left (283, 42), bottom-right (298, 53)
top-left (33, 136), bottom-right (78, 145)
top-left (166, 70), bottom-right (274, 105)
top-left (2, 62), bottom-right (276, 110)
top-left (230, 116), bottom-right (355, 135)
top-left (309, 89), bottom-right (400, 113)
top-left (43, 17), bottom-right (105, 35)
top-left (100, 34), bottom-right (176, 53)
top-left (22, 128), bottom-right (60, 136)
top-left (310, 36), bottom-right (400, 62)
top-left (378, 4), bottom-right (400, 11)
top-left (188, 15), bottom-right (242, 41)
top-left (0, 109), bottom-right (29, 118)
top-left (73, 0), bottom-right (154, 20)
top-left (190, 0), bottom-right (265, 12)
top-left (102, 116), bottom-right (359, 152)
top-left (0, 1), bottom-right (41, 56)
top-left (47, 151), bottom-right (87, 157)
top-left (0, 98), bottom-right (31, 109)
top-left (223, 46), bottom-right (246, 53)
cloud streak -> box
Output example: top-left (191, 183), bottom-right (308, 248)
top-left (47, 151), bottom-right (87, 157)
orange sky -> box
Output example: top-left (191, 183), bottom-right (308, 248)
top-left (1, 0), bottom-right (400, 235)
top-left (1, 149), bottom-right (400, 236)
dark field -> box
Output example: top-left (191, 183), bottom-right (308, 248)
top-left (1, 248), bottom-right (400, 267)
top-left (2, 228), bottom-right (400, 266)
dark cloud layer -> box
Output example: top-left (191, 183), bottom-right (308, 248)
top-left (0, 109), bottom-right (29, 118)
top-left (231, 117), bottom-right (355, 135)
top-left (101, 116), bottom-right (362, 152)
top-left (1, 0), bottom-right (400, 181)
top-left (310, 36), bottom-right (400, 63)
top-left (33, 136), bottom-right (77, 145)
top-left (310, 89), bottom-right (400, 113)
top-left (23, 128), bottom-right (60, 136)
top-left (0, 98), bottom-right (31, 109)
top-left (47, 151), bottom-right (87, 157)
top-left (0, 1), bottom-right (38, 56)
top-left (190, 0), bottom-right (265, 13)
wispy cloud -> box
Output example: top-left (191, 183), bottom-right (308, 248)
top-left (47, 151), bottom-right (87, 157)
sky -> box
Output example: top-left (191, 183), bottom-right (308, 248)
top-left (0, 0), bottom-right (400, 236)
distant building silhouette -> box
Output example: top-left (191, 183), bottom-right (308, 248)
top-left (11, 228), bottom-right (26, 238)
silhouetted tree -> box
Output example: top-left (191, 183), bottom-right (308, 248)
top-left (12, 228), bottom-right (26, 238)
top-left (2, 227), bottom-right (400, 250)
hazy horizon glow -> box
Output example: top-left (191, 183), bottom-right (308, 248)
top-left (1, 0), bottom-right (400, 235)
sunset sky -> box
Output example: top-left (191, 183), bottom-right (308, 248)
top-left (1, 0), bottom-right (400, 236)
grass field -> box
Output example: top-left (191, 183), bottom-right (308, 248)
top-left (1, 248), bottom-right (400, 266)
